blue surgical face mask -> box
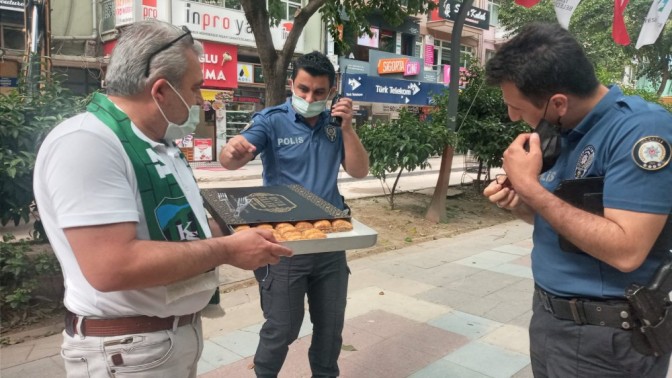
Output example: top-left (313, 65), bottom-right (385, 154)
top-left (291, 85), bottom-right (330, 118)
top-left (153, 81), bottom-right (200, 141)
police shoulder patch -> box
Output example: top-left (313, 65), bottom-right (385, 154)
top-left (241, 119), bottom-right (254, 132)
top-left (631, 136), bottom-right (671, 171)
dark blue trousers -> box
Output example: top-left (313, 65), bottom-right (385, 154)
top-left (530, 293), bottom-right (671, 378)
top-left (253, 251), bottom-right (349, 378)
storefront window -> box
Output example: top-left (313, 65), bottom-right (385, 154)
top-left (433, 39), bottom-right (474, 68)
top-left (284, 0), bottom-right (302, 20)
top-left (488, 0), bottom-right (501, 27)
top-left (379, 29), bottom-right (395, 53)
top-left (401, 34), bottom-right (414, 56)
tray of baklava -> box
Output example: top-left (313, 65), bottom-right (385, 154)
top-left (201, 184), bottom-right (378, 254)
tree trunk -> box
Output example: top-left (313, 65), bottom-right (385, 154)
top-left (657, 69), bottom-right (669, 98)
top-left (425, 0), bottom-right (471, 223)
top-left (390, 167), bottom-right (405, 210)
top-left (241, 0), bottom-right (327, 106)
top-left (425, 146), bottom-right (454, 223)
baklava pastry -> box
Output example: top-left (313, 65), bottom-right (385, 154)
top-left (331, 219), bottom-right (353, 232)
top-left (294, 221), bottom-right (314, 231)
top-left (313, 220), bottom-right (332, 233)
top-left (283, 230), bottom-right (303, 241)
top-left (255, 224), bottom-right (274, 230)
top-left (302, 228), bottom-right (327, 239)
top-left (233, 225), bottom-right (251, 232)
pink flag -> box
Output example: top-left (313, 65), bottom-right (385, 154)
top-left (613, 0), bottom-right (631, 45)
top-left (515, 0), bottom-right (542, 8)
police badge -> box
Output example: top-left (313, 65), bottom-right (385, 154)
top-left (632, 136), bottom-right (671, 171)
top-left (325, 125), bottom-right (337, 142)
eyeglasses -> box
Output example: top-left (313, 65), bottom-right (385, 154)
top-left (144, 26), bottom-right (193, 77)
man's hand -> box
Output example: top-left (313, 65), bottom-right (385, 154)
top-left (331, 96), bottom-right (354, 129)
top-left (502, 133), bottom-right (542, 194)
top-left (483, 175), bottom-right (521, 210)
top-left (219, 229), bottom-right (293, 270)
top-left (219, 135), bottom-right (256, 170)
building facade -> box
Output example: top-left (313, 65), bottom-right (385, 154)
top-left (1, 0), bottom-right (508, 161)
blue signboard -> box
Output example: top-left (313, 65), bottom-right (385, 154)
top-left (0, 77), bottom-right (18, 87)
top-left (342, 74), bottom-right (446, 105)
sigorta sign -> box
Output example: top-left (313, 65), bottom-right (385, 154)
top-left (377, 58), bottom-right (408, 75)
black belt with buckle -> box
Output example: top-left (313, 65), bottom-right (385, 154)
top-left (535, 286), bottom-right (635, 330)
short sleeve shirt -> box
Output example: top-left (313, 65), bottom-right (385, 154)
top-left (33, 112), bottom-right (214, 317)
top-left (533, 86), bottom-right (672, 298)
top-left (241, 99), bottom-right (346, 210)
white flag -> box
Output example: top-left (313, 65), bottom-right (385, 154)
top-left (554, 0), bottom-right (582, 29)
top-left (636, 0), bottom-right (672, 49)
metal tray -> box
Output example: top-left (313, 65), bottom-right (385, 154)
top-left (281, 219), bottom-right (377, 255)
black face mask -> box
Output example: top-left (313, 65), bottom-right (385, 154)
top-left (523, 100), bottom-right (562, 173)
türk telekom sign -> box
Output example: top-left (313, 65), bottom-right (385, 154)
top-left (200, 41), bottom-right (238, 89)
top-left (171, 0), bottom-right (305, 52)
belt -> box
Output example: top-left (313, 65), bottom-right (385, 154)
top-left (534, 286), bottom-right (635, 330)
top-left (65, 310), bottom-right (199, 337)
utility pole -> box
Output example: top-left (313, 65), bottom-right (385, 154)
top-left (447, 0), bottom-right (473, 131)
top-left (425, 0), bottom-right (474, 223)
top-left (25, 0), bottom-right (45, 97)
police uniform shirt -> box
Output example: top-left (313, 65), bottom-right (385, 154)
top-left (241, 99), bottom-right (346, 210)
top-left (534, 86), bottom-right (672, 298)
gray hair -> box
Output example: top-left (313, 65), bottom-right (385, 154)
top-left (105, 19), bottom-right (203, 96)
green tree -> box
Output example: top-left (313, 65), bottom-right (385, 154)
top-left (455, 63), bottom-right (528, 176)
top-left (358, 108), bottom-right (454, 209)
top-left (0, 73), bottom-right (86, 235)
top-left (498, 0), bottom-right (671, 93)
top-left (240, 0), bottom-right (436, 106)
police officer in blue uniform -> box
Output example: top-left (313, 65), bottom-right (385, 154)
top-left (483, 23), bottom-right (672, 377)
top-left (220, 51), bottom-right (369, 377)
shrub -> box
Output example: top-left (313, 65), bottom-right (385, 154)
top-left (0, 234), bottom-right (63, 328)
top-left (0, 73), bottom-right (86, 238)
top-left (358, 108), bottom-right (454, 209)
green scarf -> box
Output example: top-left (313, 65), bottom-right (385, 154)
top-left (86, 93), bottom-right (206, 242)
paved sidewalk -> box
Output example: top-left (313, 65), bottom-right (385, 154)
top-left (4, 158), bottom-right (671, 377)
top-left (2, 220), bottom-right (536, 378)
top-left (196, 220), bottom-right (537, 378)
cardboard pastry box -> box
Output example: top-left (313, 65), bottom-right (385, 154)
top-left (202, 185), bottom-right (377, 254)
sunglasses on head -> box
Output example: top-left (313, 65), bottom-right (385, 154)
top-left (144, 25), bottom-right (193, 77)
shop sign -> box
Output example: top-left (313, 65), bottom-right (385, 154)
top-left (171, 0), bottom-right (304, 52)
top-left (422, 69), bottom-right (439, 83)
top-left (200, 41), bottom-right (238, 89)
top-left (142, 0), bottom-right (158, 19)
top-left (115, 0), bottom-right (135, 27)
top-left (404, 61), bottom-right (420, 76)
top-left (357, 27), bottom-right (379, 48)
top-left (377, 58), bottom-right (408, 75)
top-left (423, 35), bottom-right (434, 67)
top-left (339, 58), bottom-right (369, 74)
top-left (0, 0), bottom-right (24, 12)
top-left (201, 89), bottom-right (233, 102)
top-left (435, 0), bottom-right (490, 31)
top-left (102, 40), bottom-right (117, 57)
top-left (342, 73), bottom-right (446, 105)
top-left (193, 138), bottom-right (213, 162)
top-left (253, 66), bottom-right (265, 83)
top-left (443, 65), bottom-right (469, 88)
top-left (237, 63), bottom-right (253, 83)
top-left (0, 77), bottom-right (18, 87)
top-left (234, 96), bottom-right (261, 103)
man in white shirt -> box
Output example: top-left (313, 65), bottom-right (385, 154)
top-left (33, 19), bottom-right (292, 378)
